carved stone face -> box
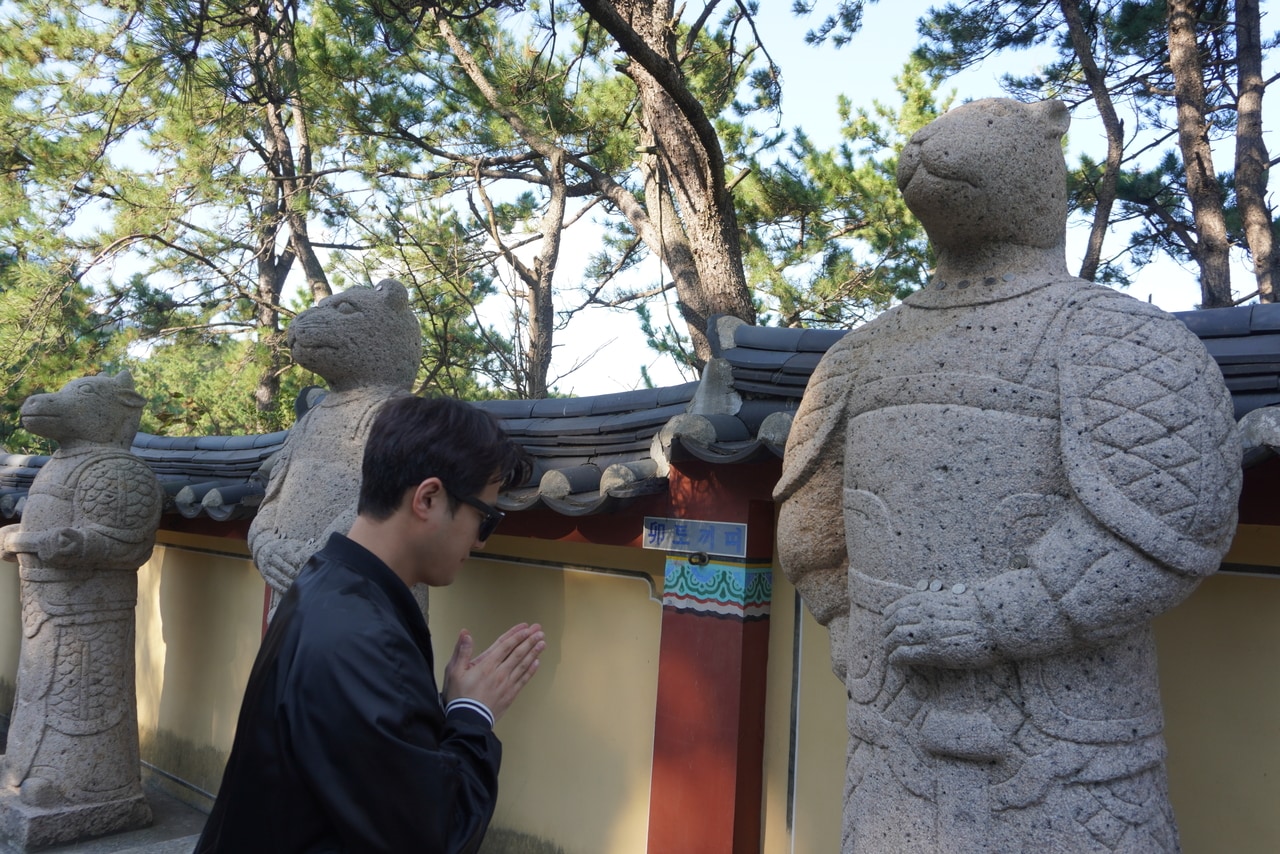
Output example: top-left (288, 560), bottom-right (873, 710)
top-left (21, 371), bottom-right (144, 447)
top-left (897, 98), bottom-right (1070, 251)
top-left (286, 279), bottom-right (422, 391)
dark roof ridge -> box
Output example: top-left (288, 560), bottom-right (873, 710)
top-left (0, 305), bottom-right (1274, 522)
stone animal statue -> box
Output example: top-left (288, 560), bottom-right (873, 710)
top-left (775, 99), bottom-right (1241, 853)
top-left (1239, 405), bottom-right (1280, 465)
top-left (0, 371), bottom-right (162, 848)
top-left (248, 279), bottom-right (422, 619)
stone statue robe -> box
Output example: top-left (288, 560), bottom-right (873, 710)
top-left (0, 441), bottom-right (161, 848)
top-left (776, 275), bottom-right (1240, 852)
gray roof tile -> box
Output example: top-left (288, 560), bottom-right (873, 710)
top-left (0, 306), bottom-right (1274, 522)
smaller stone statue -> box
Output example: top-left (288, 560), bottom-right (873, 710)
top-left (248, 279), bottom-right (422, 619)
top-left (0, 371), bottom-right (162, 850)
top-left (1239, 405), bottom-right (1280, 464)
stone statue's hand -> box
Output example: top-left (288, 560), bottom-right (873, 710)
top-left (37, 527), bottom-right (85, 565)
top-left (254, 538), bottom-right (309, 595)
top-left (883, 589), bottom-right (998, 669)
top-left (0, 523), bottom-right (21, 561)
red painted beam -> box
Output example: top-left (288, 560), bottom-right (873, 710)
top-left (646, 479), bottom-right (776, 854)
top-left (647, 609), bottom-right (769, 852)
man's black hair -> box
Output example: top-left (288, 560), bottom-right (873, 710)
top-left (357, 395), bottom-right (531, 520)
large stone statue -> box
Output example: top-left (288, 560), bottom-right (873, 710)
top-left (0, 371), bottom-right (162, 849)
top-left (248, 279), bottom-right (422, 618)
top-left (775, 99), bottom-right (1241, 852)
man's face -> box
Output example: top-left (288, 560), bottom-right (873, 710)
top-left (419, 478), bottom-right (502, 587)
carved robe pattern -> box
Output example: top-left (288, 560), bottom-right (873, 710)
top-left (2, 449), bottom-right (162, 805)
top-left (776, 277), bottom-right (1240, 852)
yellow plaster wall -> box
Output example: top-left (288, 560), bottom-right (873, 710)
top-left (134, 531), bottom-right (264, 799)
top-left (0, 558), bottom-right (18, 714)
top-left (761, 568), bottom-right (846, 854)
top-left (429, 535), bottom-right (666, 854)
top-left (1155, 524), bottom-right (1280, 854)
top-left (7, 518), bottom-right (1277, 853)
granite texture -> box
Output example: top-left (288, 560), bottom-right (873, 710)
top-left (775, 99), bottom-right (1243, 852)
top-left (246, 280), bottom-right (422, 619)
top-left (1239, 404), bottom-right (1280, 462)
top-left (0, 372), bottom-right (163, 849)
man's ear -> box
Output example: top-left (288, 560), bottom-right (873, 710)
top-left (408, 477), bottom-right (446, 521)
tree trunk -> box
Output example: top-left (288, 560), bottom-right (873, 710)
top-left (251, 160), bottom-right (294, 422)
top-left (1059, 0), bottom-right (1123, 282)
top-left (525, 150), bottom-right (567, 398)
top-left (1233, 0), bottom-right (1274, 303)
top-left (259, 0), bottom-right (331, 302)
top-left (433, 2), bottom-right (758, 369)
top-left (640, 149), bottom-right (701, 367)
top-left (580, 0), bottom-right (756, 364)
top-left (1167, 0), bottom-right (1233, 307)
top-left (253, 229), bottom-right (287, 423)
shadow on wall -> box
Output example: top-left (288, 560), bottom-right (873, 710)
top-left (1, 563), bottom-right (16, 753)
top-left (133, 542), bottom-right (265, 801)
top-left (481, 828), bottom-right (567, 854)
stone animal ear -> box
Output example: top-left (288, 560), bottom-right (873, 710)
top-left (112, 371), bottom-right (146, 410)
top-left (374, 278), bottom-right (409, 310)
top-left (1034, 99), bottom-right (1071, 140)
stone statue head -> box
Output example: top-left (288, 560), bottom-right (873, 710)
top-left (20, 371), bottom-right (145, 449)
top-left (286, 279), bottom-right (422, 392)
top-left (897, 98), bottom-right (1071, 252)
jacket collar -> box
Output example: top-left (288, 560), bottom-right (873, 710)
top-left (321, 532), bottom-right (435, 670)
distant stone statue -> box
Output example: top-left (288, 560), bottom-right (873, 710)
top-left (0, 371), bottom-right (162, 849)
top-left (248, 279), bottom-right (422, 618)
top-left (775, 99), bottom-right (1242, 852)
top-left (1239, 405), bottom-right (1280, 463)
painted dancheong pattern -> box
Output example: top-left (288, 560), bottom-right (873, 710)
top-left (663, 557), bottom-right (772, 619)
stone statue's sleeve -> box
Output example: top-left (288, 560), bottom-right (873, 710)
top-left (972, 294), bottom-right (1241, 656)
top-left (248, 430), bottom-right (294, 538)
top-left (247, 420), bottom-right (305, 595)
top-left (313, 395), bottom-right (393, 547)
top-left (774, 337), bottom-right (861, 629)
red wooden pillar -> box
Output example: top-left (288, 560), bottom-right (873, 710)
top-left (646, 463), bottom-right (776, 853)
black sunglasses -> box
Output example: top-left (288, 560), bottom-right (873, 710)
top-left (455, 493), bottom-right (505, 541)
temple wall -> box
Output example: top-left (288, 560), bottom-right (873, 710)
top-left (127, 529), bottom-right (670, 854)
top-left (761, 568), bottom-right (845, 854)
top-left (430, 536), bottom-right (665, 854)
top-left (3, 520), bottom-right (1279, 852)
top-left (1155, 524), bottom-right (1280, 854)
top-left (133, 531), bottom-right (264, 805)
top-left (0, 564), bottom-right (17, 724)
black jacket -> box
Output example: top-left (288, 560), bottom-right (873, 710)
top-left (195, 534), bottom-right (501, 853)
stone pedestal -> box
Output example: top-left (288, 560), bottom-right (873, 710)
top-left (0, 790), bottom-right (152, 850)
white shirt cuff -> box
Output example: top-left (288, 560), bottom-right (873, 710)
top-left (445, 697), bottom-right (495, 728)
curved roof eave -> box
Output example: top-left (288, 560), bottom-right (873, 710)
top-left (0, 305), bottom-right (1276, 522)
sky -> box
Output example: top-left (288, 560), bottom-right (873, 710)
top-left (521, 0), bottom-right (1278, 396)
